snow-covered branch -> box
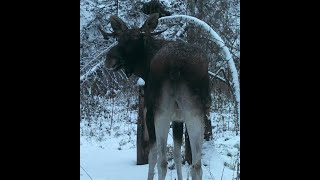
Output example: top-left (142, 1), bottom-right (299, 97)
top-left (80, 42), bottom-right (117, 83)
top-left (173, 23), bottom-right (187, 40)
top-left (159, 15), bottom-right (240, 130)
top-left (208, 71), bottom-right (226, 83)
top-left (80, 61), bottom-right (102, 83)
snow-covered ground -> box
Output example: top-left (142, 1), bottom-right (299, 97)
top-left (80, 103), bottom-right (240, 180)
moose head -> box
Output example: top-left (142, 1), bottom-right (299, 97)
top-left (99, 13), bottom-right (167, 78)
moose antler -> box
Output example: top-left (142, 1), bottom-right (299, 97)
top-left (150, 28), bottom-right (167, 36)
top-left (141, 28), bottom-right (168, 36)
top-left (97, 24), bottom-right (116, 39)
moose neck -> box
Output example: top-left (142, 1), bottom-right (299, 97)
top-left (135, 37), bottom-right (170, 80)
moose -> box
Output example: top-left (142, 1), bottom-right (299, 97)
top-left (99, 13), bottom-right (211, 180)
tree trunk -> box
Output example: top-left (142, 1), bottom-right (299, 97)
top-left (137, 87), bottom-right (149, 165)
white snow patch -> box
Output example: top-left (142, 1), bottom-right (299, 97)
top-left (136, 78), bottom-right (145, 86)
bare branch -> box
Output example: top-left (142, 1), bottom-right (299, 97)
top-left (220, 166), bottom-right (225, 180)
top-left (208, 71), bottom-right (226, 83)
top-left (80, 42), bottom-right (117, 83)
top-left (174, 23), bottom-right (187, 40)
top-left (80, 165), bottom-right (93, 180)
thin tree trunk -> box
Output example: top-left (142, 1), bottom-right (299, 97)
top-left (137, 87), bottom-right (149, 165)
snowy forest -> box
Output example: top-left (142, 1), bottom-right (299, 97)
top-left (80, 0), bottom-right (240, 179)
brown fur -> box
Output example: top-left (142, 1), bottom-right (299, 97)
top-left (100, 13), bottom-right (211, 180)
top-left (102, 13), bottom-right (211, 140)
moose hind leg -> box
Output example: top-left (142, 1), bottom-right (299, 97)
top-left (172, 122), bottom-right (183, 180)
top-left (154, 113), bottom-right (170, 180)
top-left (146, 109), bottom-right (157, 180)
top-left (185, 112), bottom-right (204, 180)
top-left (147, 141), bottom-right (157, 180)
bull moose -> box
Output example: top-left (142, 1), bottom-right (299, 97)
top-left (99, 13), bottom-right (211, 180)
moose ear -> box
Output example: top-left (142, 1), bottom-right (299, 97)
top-left (140, 13), bottom-right (159, 33)
top-left (110, 15), bottom-right (128, 35)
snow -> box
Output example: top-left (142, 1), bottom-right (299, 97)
top-left (80, 103), bottom-right (240, 180)
top-left (80, 5), bottom-right (94, 31)
top-left (136, 78), bottom-right (145, 86)
top-left (80, 139), bottom-right (142, 180)
top-left (80, 133), bottom-right (239, 180)
top-left (97, 5), bottom-right (105, 8)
